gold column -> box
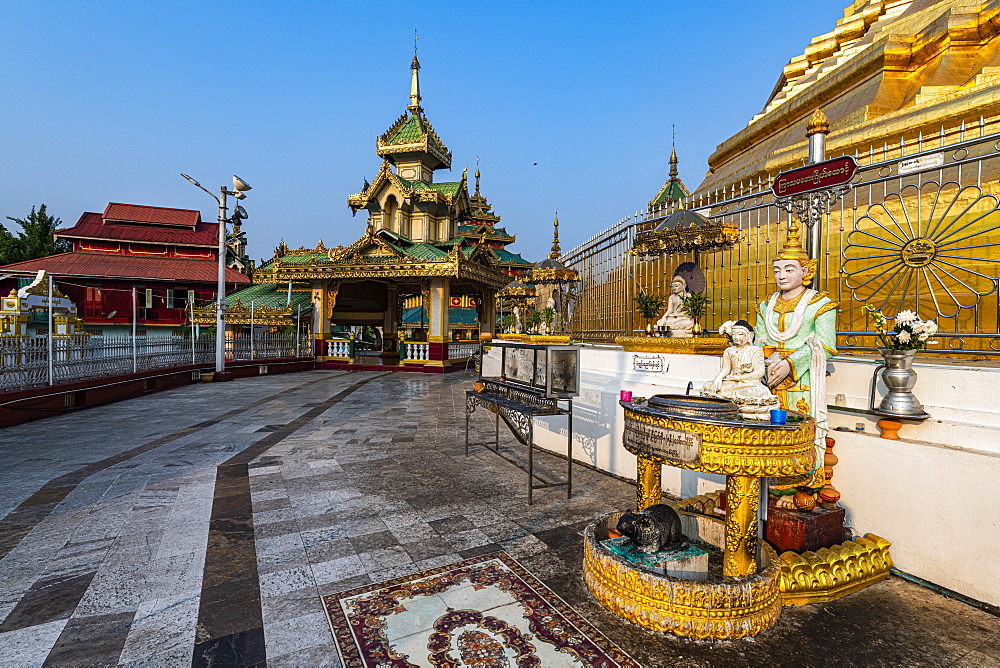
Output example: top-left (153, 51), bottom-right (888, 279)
top-left (312, 279), bottom-right (329, 355)
top-left (635, 455), bottom-right (662, 510)
top-left (426, 277), bottom-right (450, 367)
top-left (724, 474), bottom-right (760, 578)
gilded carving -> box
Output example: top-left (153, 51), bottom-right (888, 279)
top-left (582, 513), bottom-right (782, 640)
top-left (622, 408), bottom-right (816, 477)
top-left (778, 534), bottom-right (893, 605)
top-left (724, 475), bottom-right (759, 577)
top-left (326, 281), bottom-right (340, 320)
top-left (635, 455), bottom-right (662, 510)
top-left (615, 336), bottom-right (729, 356)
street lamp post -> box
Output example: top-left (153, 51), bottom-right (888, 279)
top-left (180, 173), bottom-right (251, 378)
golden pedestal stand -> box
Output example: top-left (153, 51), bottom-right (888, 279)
top-left (582, 396), bottom-right (816, 640)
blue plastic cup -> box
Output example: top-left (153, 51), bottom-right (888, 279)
top-left (770, 409), bottom-right (788, 424)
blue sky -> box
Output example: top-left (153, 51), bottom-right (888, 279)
top-left (1, 1), bottom-right (845, 264)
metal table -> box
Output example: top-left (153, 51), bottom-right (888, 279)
top-left (465, 379), bottom-right (573, 504)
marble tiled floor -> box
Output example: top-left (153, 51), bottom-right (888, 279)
top-left (0, 369), bottom-right (998, 666)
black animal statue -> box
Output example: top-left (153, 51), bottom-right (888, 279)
top-left (616, 504), bottom-right (684, 554)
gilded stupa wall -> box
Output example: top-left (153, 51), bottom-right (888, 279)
top-left (567, 0), bottom-right (1000, 355)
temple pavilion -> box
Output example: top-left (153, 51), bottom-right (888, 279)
top-left (239, 54), bottom-right (520, 370)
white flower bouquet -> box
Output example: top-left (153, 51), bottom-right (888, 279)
top-left (865, 305), bottom-right (938, 350)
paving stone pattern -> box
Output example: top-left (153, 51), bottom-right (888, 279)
top-left (0, 370), bottom-right (997, 666)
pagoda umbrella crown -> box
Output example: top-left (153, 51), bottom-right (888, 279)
top-left (531, 214), bottom-right (579, 285)
top-left (630, 209), bottom-right (740, 260)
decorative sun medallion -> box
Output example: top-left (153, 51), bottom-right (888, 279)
top-left (842, 182), bottom-right (1000, 318)
top-left (899, 237), bottom-right (937, 267)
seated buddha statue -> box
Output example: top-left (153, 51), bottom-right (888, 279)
top-left (702, 320), bottom-right (779, 419)
top-left (655, 276), bottom-right (694, 338)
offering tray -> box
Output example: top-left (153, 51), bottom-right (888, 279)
top-left (621, 394), bottom-right (815, 479)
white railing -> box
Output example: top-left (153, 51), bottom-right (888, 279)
top-left (0, 333), bottom-right (310, 391)
top-left (448, 342), bottom-right (479, 360)
top-left (403, 342), bottom-right (429, 361)
top-left (327, 339), bottom-right (351, 358)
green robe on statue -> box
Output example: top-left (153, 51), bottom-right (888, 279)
top-left (754, 289), bottom-right (838, 492)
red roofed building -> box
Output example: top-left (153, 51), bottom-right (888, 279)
top-left (0, 203), bottom-right (250, 335)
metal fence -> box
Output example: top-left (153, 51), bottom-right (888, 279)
top-left (0, 333), bottom-right (311, 391)
top-left (562, 121), bottom-right (1000, 356)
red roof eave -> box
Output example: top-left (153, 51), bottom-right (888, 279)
top-left (0, 252), bottom-right (250, 284)
top-left (54, 232), bottom-right (217, 249)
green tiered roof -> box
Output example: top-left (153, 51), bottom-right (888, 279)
top-left (649, 145), bottom-right (690, 208)
top-left (401, 179), bottom-right (463, 196)
top-left (226, 282), bottom-right (313, 310)
top-left (385, 114), bottom-right (449, 155)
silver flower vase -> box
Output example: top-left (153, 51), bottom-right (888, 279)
top-left (874, 348), bottom-right (929, 419)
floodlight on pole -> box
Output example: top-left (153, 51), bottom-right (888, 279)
top-left (179, 171), bottom-right (251, 379)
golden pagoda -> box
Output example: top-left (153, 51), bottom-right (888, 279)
top-left (247, 54), bottom-right (514, 369)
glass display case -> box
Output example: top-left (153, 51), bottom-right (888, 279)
top-left (480, 341), bottom-right (579, 398)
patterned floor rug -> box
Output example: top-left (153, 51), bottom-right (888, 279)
top-left (323, 552), bottom-right (638, 667)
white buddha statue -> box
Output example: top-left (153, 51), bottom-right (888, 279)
top-left (702, 320), bottom-right (780, 419)
top-left (656, 275), bottom-right (695, 337)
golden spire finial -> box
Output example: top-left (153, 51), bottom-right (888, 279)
top-left (549, 209), bottom-right (561, 259)
top-left (409, 32), bottom-right (422, 112)
top-left (462, 166), bottom-right (468, 182)
top-left (668, 125), bottom-right (680, 179)
top-left (806, 108), bottom-right (829, 136)
top-left (474, 156), bottom-right (481, 195)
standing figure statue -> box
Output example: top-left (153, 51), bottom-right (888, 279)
top-left (656, 275), bottom-right (695, 337)
top-left (754, 225), bottom-right (837, 508)
top-left (702, 320), bottom-right (779, 419)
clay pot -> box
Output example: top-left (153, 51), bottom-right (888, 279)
top-left (818, 487), bottom-right (841, 505)
top-left (876, 418), bottom-right (902, 440)
top-left (793, 488), bottom-right (817, 512)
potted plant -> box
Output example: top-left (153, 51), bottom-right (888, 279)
top-left (501, 313), bottom-right (517, 334)
top-left (865, 305), bottom-right (938, 419)
top-left (541, 306), bottom-right (556, 334)
top-left (681, 291), bottom-right (709, 336)
top-left (525, 309), bottom-right (542, 334)
top-left (633, 290), bottom-right (665, 336)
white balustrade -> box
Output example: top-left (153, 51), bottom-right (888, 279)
top-left (448, 342), bottom-right (479, 360)
top-left (404, 342), bottom-right (429, 361)
top-left (327, 339), bottom-right (351, 358)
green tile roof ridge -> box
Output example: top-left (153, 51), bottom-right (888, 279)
top-left (409, 180), bottom-right (462, 196)
top-left (387, 114), bottom-right (424, 145)
top-left (227, 283), bottom-right (312, 309)
top-left (278, 252), bottom-right (328, 264)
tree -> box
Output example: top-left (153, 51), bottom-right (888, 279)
top-left (1, 204), bottom-right (70, 265)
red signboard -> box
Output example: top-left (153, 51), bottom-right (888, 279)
top-left (771, 156), bottom-right (857, 198)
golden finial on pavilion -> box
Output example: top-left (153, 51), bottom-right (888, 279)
top-left (409, 32), bottom-right (422, 111)
top-left (549, 209), bottom-right (561, 259)
top-left (806, 108), bottom-right (829, 136)
top-left (474, 156), bottom-right (481, 195)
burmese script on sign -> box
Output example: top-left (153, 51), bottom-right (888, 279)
top-left (771, 156), bottom-right (857, 197)
top-left (624, 418), bottom-right (701, 464)
top-left (632, 354), bottom-right (667, 374)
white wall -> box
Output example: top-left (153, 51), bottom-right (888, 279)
top-left (524, 345), bottom-right (1000, 606)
